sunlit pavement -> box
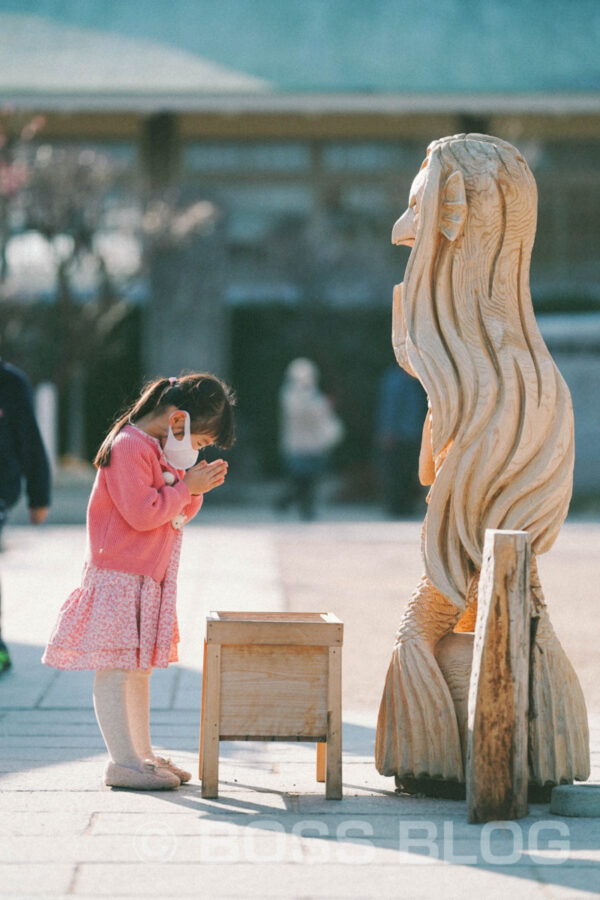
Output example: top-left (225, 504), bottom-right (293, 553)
top-left (1, 508), bottom-right (599, 898)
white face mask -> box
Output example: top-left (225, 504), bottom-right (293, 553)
top-left (163, 411), bottom-right (198, 470)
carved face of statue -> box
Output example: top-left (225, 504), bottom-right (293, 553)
top-left (391, 151), bottom-right (469, 253)
top-left (390, 164), bottom-right (432, 376)
top-left (391, 166), bottom-right (428, 248)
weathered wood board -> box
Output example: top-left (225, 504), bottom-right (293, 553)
top-left (466, 529), bottom-right (531, 824)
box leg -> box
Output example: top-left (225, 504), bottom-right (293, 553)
top-left (316, 741), bottom-right (326, 782)
top-left (326, 647), bottom-right (342, 800)
top-left (198, 639), bottom-right (207, 780)
top-left (201, 644), bottom-right (221, 798)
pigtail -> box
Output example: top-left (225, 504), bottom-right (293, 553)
top-left (94, 377), bottom-right (171, 467)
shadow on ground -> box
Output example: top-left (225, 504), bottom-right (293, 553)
top-left (0, 642), bottom-right (377, 769)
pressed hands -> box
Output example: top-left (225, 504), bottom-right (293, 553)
top-left (183, 459), bottom-right (228, 495)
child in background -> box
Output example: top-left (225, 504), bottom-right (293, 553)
top-left (43, 373), bottom-right (235, 790)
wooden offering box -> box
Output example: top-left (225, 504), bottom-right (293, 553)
top-left (199, 611), bottom-right (343, 799)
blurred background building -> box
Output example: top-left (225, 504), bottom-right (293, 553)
top-left (0, 0), bottom-right (598, 501)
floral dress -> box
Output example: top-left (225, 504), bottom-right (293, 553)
top-left (42, 529), bottom-right (183, 671)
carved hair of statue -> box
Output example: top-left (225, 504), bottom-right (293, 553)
top-left (393, 133), bottom-right (574, 609)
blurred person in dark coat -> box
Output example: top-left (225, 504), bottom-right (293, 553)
top-left (375, 363), bottom-right (426, 516)
top-left (0, 350), bottom-right (51, 672)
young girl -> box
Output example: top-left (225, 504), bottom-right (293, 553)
top-left (43, 373), bottom-right (235, 790)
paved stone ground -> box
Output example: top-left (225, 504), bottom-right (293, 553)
top-left (1, 494), bottom-right (599, 898)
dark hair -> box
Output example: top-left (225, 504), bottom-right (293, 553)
top-left (94, 372), bottom-right (236, 467)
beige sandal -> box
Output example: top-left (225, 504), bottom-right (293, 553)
top-left (104, 759), bottom-right (181, 790)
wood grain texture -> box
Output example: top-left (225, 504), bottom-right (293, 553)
top-left (316, 740), bottom-right (326, 783)
top-left (376, 577), bottom-right (463, 780)
top-left (200, 643), bottom-right (221, 798)
top-left (207, 620), bottom-right (342, 647)
top-left (378, 134), bottom-right (588, 792)
top-left (198, 637), bottom-right (208, 779)
top-left (326, 647), bottom-right (343, 799)
top-left (527, 558), bottom-right (590, 784)
top-left (219, 645), bottom-right (328, 737)
top-left (434, 631), bottom-right (473, 762)
top-left (466, 529), bottom-right (531, 823)
top-left (394, 135), bottom-right (573, 609)
top-left (199, 611), bottom-right (343, 799)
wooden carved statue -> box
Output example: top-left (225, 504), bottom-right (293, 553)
top-left (376, 133), bottom-right (590, 791)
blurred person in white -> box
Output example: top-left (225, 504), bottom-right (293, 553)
top-left (277, 358), bottom-right (344, 520)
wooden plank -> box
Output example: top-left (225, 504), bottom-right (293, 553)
top-left (220, 735), bottom-right (326, 742)
top-left (206, 620), bottom-right (343, 647)
top-left (466, 529), bottom-right (531, 823)
top-left (201, 643), bottom-right (221, 799)
top-left (209, 611), bottom-right (337, 623)
top-left (316, 741), bottom-right (326, 782)
top-left (219, 645), bottom-right (328, 737)
top-left (325, 646), bottom-right (343, 800)
top-left (198, 638), bottom-right (208, 779)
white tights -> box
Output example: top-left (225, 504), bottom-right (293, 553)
top-left (93, 668), bottom-right (154, 767)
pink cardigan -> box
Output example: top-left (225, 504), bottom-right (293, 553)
top-left (85, 425), bottom-right (203, 582)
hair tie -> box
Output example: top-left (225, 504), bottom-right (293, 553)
top-left (169, 377), bottom-right (177, 386)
